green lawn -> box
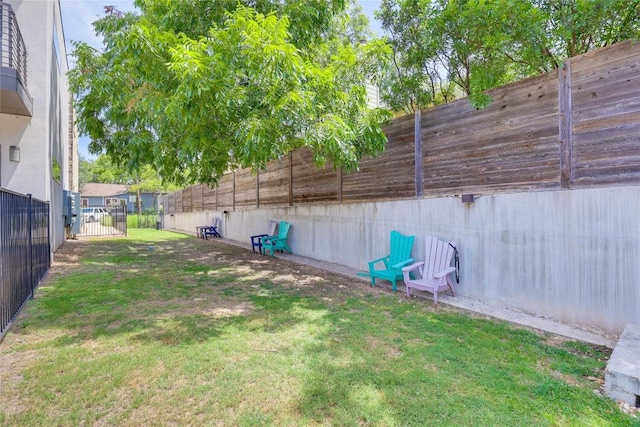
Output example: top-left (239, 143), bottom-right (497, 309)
top-left (0, 229), bottom-right (636, 426)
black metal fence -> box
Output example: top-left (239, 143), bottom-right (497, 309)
top-left (0, 189), bottom-right (50, 339)
top-left (79, 205), bottom-right (127, 237)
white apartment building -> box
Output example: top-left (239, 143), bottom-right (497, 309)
top-left (0, 0), bottom-right (78, 250)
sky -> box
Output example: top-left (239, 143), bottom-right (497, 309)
top-left (59, 0), bottom-right (384, 159)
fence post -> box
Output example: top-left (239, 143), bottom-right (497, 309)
top-left (289, 152), bottom-right (293, 207)
top-left (337, 168), bottom-right (343, 203)
top-left (256, 170), bottom-right (260, 209)
top-left (123, 205), bottom-right (128, 237)
top-left (45, 201), bottom-right (51, 266)
top-left (414, 109), bottom-right (424, 198)
top-left (201, 185), bottom-right (204, 211)
top-left (559, 59), bottom-right (573, 188)
top-left (27, 193), bottom-right (34, 299)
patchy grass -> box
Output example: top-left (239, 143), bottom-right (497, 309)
top-left (0, 229), bottom-right (637, 426)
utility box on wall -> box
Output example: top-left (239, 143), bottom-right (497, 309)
top-left (63, 190), bottom-right (80, 236)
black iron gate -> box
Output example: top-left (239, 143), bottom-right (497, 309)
top-left (79, 205), bottom-right (127, 237)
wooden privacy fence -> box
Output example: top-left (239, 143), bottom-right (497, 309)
top-left (165, 40), bottom-right (640, 214)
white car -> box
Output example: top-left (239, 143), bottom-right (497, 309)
top-left (81, 207), bottom-right (109, 223)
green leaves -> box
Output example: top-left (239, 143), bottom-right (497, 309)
top-left (378, 0), bottom-right (640, 111)
top-left (70, 1), bottom-right (391, 186)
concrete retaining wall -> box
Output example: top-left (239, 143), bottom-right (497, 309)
top-left (163, 185), bottom-right (640, 335)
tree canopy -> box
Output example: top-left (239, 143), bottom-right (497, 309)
top-left (69, 0), bottom-right (392, 186)
top-left (378, 0), bottom-right (640, 111)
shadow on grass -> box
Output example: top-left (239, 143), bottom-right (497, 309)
top-left (17, 233), bottom-right (330, 348)
top-left (3, 230), bottom-right (636, 426)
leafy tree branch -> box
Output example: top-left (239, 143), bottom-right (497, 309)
top-left (69, 1), bottom-right (392, 186)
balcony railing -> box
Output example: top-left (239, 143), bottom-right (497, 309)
top-left (0, 1), bottom-right (31, 116)
top-left (0, 1), bottom-right (27, 85)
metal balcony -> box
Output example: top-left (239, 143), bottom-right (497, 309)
top-left (0, 1), bottom-right (32, 116)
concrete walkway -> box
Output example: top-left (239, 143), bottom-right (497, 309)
top-left (215, 236), bottom-right (618, 349)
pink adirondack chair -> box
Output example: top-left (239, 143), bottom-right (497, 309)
top-left (402, 236), bottom-right (457, 305)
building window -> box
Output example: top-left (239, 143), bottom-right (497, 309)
top-left (81, 198), bottom-right (89, 207)
top-left (120, 199), bottom-right (127, 206)
top-left (129, 195), bottom-right (137, 202)
top-left (105, 198), bottom-right (118, 206)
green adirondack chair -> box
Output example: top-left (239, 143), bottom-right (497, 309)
top-left (260, 221), bottom-right (292, 257)
top-left (360, 230), bottom-right (415, 292)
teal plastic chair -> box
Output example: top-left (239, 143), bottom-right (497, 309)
top-left (260, 221), bottom-right (291, 257)
top-left (359, 230), bottom-right (415, 292)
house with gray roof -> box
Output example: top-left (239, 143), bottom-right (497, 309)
top-left (81, 183), bottom-right (159, 213)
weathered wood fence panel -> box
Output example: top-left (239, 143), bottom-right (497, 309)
top-left (216, 174), bottom-right (234, 211)
top-left (172, 190), bottom-right (183, 213)
top-left (164, 41), bottom-right (640, 214)
top-left (166, 191), bottom-right (175, 214)
top-left (570, 41), bottom-right (640, 186)
top-left (342, 113), bottom-right (416, 202)
top-left (423, 72), bottom-right (561, 196)
top-left (291, 148), bottom-right (338, 204)
top-left (234, 168), bottom-right (257, 209)
top-left (203, 185), bottom-right (216, 210)
top-left (181, 186), bottom-right (193, 212)
top-left (191, 184), bottom-right (204, 211)
top-left (258, 157), bottom-right (290, 206)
